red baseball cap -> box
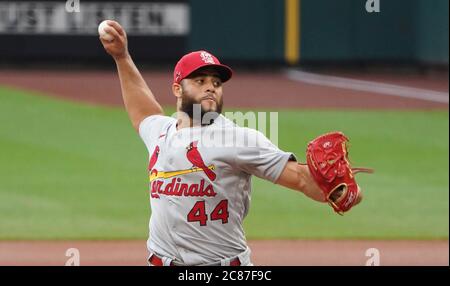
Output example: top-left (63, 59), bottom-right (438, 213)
top-left (173, 50), bottom-right (233, 84)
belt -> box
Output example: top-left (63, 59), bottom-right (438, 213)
top-left (149, 254), bottom-right (241, 266)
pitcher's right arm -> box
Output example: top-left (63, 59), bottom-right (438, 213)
top-left (99, 20), bottom-right (163, 131)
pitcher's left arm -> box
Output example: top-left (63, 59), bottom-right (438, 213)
top-left (275, 132), bottom-right (372, 214)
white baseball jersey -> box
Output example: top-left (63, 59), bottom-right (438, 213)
top-left (139, 114), bottom-right (295, 265)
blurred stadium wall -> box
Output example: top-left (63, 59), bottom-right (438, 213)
top-left (0, 0), bottom-right (448, 67)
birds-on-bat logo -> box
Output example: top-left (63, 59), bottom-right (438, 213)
top-left (147, 142), bottom-right (216, 184)
top-left (186, 141), bottom-right (216, 181)
top-left (147, 142), bottom-right (217, 199)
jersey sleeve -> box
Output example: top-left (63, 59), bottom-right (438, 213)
top-left (138, 115), bottom-right (174, 153)
top-left (234, 128), bottom-right (297, 183)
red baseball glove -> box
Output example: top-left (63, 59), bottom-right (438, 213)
top-left (306, 132), bottom-right (373, 215)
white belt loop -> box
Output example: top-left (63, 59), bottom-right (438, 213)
top-left (237, 247), bottom-right (252, 266)
top-left (162, 257), bottom-right (174, 266)
top-left (219, 247), bottom-right (251, 266)
top-left (220, 258), bottom-right (231, 266)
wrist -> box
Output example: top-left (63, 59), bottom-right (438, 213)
top-left (114, 52), bottom-right (131, 63)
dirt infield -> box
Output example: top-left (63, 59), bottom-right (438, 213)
top-left (0, 240), bottom-right (448, 266)
top-left (0, 69), bottom-right (448, 109)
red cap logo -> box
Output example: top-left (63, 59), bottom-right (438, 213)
top-left (200, 51), bottom-right (216, 64)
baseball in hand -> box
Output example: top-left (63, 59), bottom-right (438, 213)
top-left (98, 20), bottom-right (114, 41)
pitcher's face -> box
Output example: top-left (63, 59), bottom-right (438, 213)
top-left (176, 67), bottom-right (224, 122)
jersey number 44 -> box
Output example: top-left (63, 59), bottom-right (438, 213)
top-left (187, 200), bottom-right (229, 226)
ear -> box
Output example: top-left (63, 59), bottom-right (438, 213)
top-left (172, 83), bottom-right (182, 98)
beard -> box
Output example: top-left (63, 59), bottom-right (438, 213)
top-left (180, 90), bottom-right (223, 126)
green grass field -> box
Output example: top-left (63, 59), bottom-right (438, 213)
top-left (0, 86), bottom-right (448, 240)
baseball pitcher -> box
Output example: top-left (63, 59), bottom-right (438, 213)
top-left (99, 21), bottom-right (371, 266)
